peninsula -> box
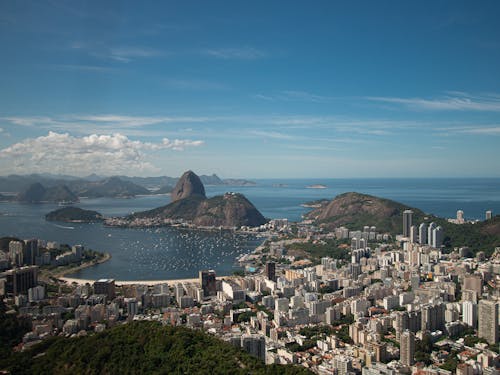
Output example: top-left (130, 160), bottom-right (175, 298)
top-left (106, 171), bottom-right (267, 229)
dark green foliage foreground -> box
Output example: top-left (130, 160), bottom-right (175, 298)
top-left (0, 300), bottom-right (30, 361)
top-left (1, 321), bottom-right (312, 375)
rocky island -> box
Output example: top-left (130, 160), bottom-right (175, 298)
top-left (45, 207), bottom-right (104, 223)
top-left (106, 171), bottom-right (267, 229)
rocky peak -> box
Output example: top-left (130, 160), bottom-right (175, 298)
top-left (170, 170), bottom-right (206, 202)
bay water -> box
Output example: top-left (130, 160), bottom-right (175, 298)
top-left (0, 178), bottom-right (499, 280)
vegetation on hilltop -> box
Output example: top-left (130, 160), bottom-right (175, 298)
top-left (16, 183), bottom-right (78, 203)
top-left (305, 192), bottom-right (500, 256)
top-left (129, 171), bottom-right (267, 227)
top-left (305, 192), bottom-right (427, 234)
top-left (0, 321), bottom-right (311, 374)
top-left (70, 176), bottom-right (150, 198)
top-left (431, 215), bottom-right (500, 256)
top-left (45, 206), bottom-right (104, 222)
top-left (0, 299), bottom-right (31, 361)
top-left (285, 239), bottom-right (351, 264)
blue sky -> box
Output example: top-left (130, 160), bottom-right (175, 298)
top-left (1, 1), bottom-right (500, 178)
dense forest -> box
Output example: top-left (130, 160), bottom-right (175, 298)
top-left (0, 318), bottom-right (311, 374)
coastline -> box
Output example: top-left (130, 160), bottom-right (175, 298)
top-left (59, 276), bottom-right (201, 286)
top-left (49, 252), bottom-right (112, 280)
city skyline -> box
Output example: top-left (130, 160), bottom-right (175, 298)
top-left (1, 2), bottom-right (500, 178)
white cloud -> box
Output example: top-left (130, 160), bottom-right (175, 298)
top-left (163, 78), bottom-right (228, 91)
top-left (53, 64), bottom-right (117, 73)
top-left (368, 92), bottom-right (500, 112)
top-left (451, 126), bottom-right (500, 135)
top-left (0, 132), bottom-right (204, 175)
top-left (253, 91), bottom-right (334, 103)
top-left (203, 47), bottom-right (266, 60)
top-left (1, 114), bottom-right (214, 135)
top-left (249, 130), bottom-right (297, 140)
top-left (70, 42), bottom-right (164, 63)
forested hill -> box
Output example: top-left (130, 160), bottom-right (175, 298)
top-left (0, 321), bottom-right (311, 374)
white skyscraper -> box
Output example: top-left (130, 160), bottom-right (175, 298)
top-left (462, 301), bottom-right (477, 328)
top-left (427, 222), bottom-right (436, 246)
top-left (432, 226), bottom-right (444, 248)
top-left (418, 223), bottom-right (427, 245)
top-left (410, 225), bottom-right (418, 244)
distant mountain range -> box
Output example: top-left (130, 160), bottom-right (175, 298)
top-left (0, 173), bottom-right (256, 197)
top-left (16, 183), bottom-right (78, 203)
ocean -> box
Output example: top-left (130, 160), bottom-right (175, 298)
top-left (1, 178), bottom-right (499, 280)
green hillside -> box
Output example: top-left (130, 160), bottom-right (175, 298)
top-left (1, 321), bottom-right (311, 374)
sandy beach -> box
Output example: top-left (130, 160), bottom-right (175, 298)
top-left (59, 276), bottom-right (201, 286)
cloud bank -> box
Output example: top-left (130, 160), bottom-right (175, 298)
top-left (0, 132), bottom-right (203, 175)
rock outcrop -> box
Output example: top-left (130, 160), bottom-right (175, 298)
top-left (130, 171), bottom-right (266, 228)
top-left (170, 171), bottom-right (206, 202)
top-left (305, 192), bottom-right (426, 233)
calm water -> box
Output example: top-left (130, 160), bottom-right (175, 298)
top-left (1, 178), bottom-right (499, 280)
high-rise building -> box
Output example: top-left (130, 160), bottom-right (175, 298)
top-left (333, 355), bottom-right (353, 375)
top-left (199, 269), bottom-right (217, 297)
top-left (349, 263), bottom-right (362, 280)
top-left (486, 210), bottom-right (492, 220)
top-left (403, 210), bottom-right (413, 237)
top-left (418, 223), bottom-right (427, 245)
top-left (93, 279), bottom-right (116, 300)
top-left (463, 275), bottom-right (482, 297)
top-left (9, 241), bottom-right (24, 267)
top-left (72, 245), bottom-right (84, 259)
top-left (432, 226), bottom-right (444, 248)
top-left (427, 222), bottom-right (436, 246)
top-left (265, 261), bottom-right (276, 282)
top-left (400, 330), bottom-right (415, 366)
top-left (421, 303), bottom-right (445, 332)
top-left (410, 225), bottom-right (418, 244)
top-left (0, 266), bottom-right (38, 295)
top-left (457, 210), bottom-right (465, 224)
top-left (241, 334), bottom-right (266, 361)
top-left (23, 239), bottom-right (38, 266)
top-left (478, 299), bottom-right (499, 345)
top-left (462, 301), bottom-right (477, 328)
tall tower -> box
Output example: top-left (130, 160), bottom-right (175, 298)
top-left (400, 330), bottom-right (415, 366)
top-left (265, 261), bottom-right (276, 282)
top-left (457, 210), bottom-right (464, 224)
top-left (418, 223), bottom-right (427, 245)
top-left (199, 270), bottom-right (217, 297)
top-left (478, 300), bottom-right (499, 345)
top-left (410, 225), bottom-right (418, 244)
top-left (486, 210), bottom-right (492, 220)
top-left (432, 226), bottom-right (444, 248)
top-left (462, 301), bottom-right (477, 329)
top-left (427, 222), bottom-right (436, 246)
top-left (403, 210), bottom-right (413, 237)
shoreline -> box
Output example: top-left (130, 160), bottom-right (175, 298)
top-left (59, 276), bottom-right (201, 286)
top-left (47, 252), bottom-right (112, 282)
